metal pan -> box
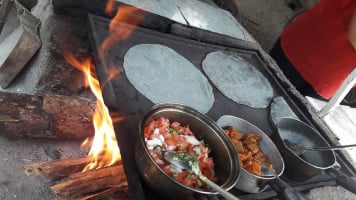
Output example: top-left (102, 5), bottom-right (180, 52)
top-left (272, 118), bottom-right (356, 194)
top-left (217, 115), bottom-right (303, 200)
top-left (135, 104), bottom-right (240, 200)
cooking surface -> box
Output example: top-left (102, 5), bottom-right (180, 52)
top-left (88, 14), bottom-right (343, 199)
top-left (0, 1), bottom-right (354, 199)
top-left (89, 14), bottom-right (297, 131)
top-left (117, 0), bottom-right (254, 42)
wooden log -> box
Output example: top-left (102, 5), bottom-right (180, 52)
top-left (0, 91), bottom-right (95, 140)
top-left (51, 164), bottom-right (126, 198)
top-left (24, 156), bottom-right (123, 180)
top-left (24, 157), bottom-right (91, 180)
top-left (25, 157), bottom-right (128, 199)
top-left (78, 182), bottom-right (129, 200)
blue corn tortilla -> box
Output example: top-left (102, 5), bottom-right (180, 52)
top-left (202, 51), bottom-right (273, 108)
top-left (123, 44), bottom-right (215, 114)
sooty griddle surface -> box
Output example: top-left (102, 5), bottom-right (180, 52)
top-left (87, 14), bottom-right (331, 199)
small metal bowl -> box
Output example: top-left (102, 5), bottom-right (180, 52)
top-left (135, 103), bottom-right (240, 199)
top-left (217, 115), bottom-right (285, 193)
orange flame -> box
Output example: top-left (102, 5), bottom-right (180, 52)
top-left (105, 0), bottom-right (116, 15)
top-left (63, 53), bottom-right (121, 170)
top-left (62, 5), bottom-right (144, 171)
top-left (99, 5), bottom-right (143, 61)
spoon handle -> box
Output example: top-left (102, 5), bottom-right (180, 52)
top-left (312, 144), bottom-right (356, 151)
top-left (199, 175), bottom-right (240, 200)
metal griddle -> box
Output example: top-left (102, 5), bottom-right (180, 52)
top-left (87, 14), bottom-right (354, 199)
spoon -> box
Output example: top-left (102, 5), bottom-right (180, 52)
top-left (284, 140), bottom-right (356, 155)
top-left (261, 163), bottom-right (277, 178)
top-left (164, 151), bottom-right (240, 200)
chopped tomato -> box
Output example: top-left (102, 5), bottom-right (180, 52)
top-left (186, 144), bottom-right (194, 153)
top-left (181, 176), bottom-right (195, 187)
top-left (202, 169), bottom-right (215, 181)
top-left (144, 117), bottom-right (217, 190)
top-left (162, 131), bottom-right (172, 139)
top-left (177, 139), bottom-right (190, 151)
top-left (165, 138), bottom-right (178, 146)
top-left (181, 126), bottom-right (193, 135)
top-left (156, 117), bottom-right (170, 132)
top-left (153, 156), bottom-right (164, 166)
top-left (144, 121), bottom-right (155, 138)
top-left (199, 157), bottom-right (214, 170)
top-left (164, 167), bottom-right (173, 176)
top-left (171, 121), bottom-right (181, 131)
top-left (176, 171), bottom-right (189, 182)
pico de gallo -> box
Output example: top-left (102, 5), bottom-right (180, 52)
top-left (144, 117), bottom-right (217, 189)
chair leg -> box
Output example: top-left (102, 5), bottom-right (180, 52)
top-left (319, 68), bottom-right (356, 117)
top-left (342, 87), bottom-right (356, 108)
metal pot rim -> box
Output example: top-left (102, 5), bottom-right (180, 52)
top-left (138, 103), bottom-right (240, 194)
top-left (218, 115), bottom-right (285, 178)
top-left (217, 115), bottom-right (285, 194)
top-left (276, 117), bottom-right (336, 170)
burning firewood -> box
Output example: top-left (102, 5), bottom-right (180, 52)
top-left (78, 184), bottom-right (129, 200)
top-left (22, 3), bottom-right (141, 199)
top-left (51, 164), bottom-right (126, 198)
top-left (25, 157), bottom-right (129, 199)
top-left (25, 157), bottom-right (93, 180)
top-left (0, 92), bottom-right (95, 140)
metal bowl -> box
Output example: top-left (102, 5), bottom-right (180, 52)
top-left (135, 103), bottom-right (240, 199)
top-left (217, 115), bottom-right (285, 193)
top-left (272, 118), bottom-right (336, 182)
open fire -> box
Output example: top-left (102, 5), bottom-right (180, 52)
top-left (24, 3), bottom-right (144, 200)
top-left (63, 54), bottom-right (121, 171)
top-left (63, 3), bottom-right (143, 171)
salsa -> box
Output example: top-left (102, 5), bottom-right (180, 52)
top-left (144, 117), bottom-right (217, 189)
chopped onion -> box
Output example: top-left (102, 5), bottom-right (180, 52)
top-left (165, 165), bottom-right (182, 176)
top-left (166, 145), bottom-right (177, 151)
top-left (183, 135), bottom-right (200, 146)
top-left (147, 138), bottom-right (163, 150)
